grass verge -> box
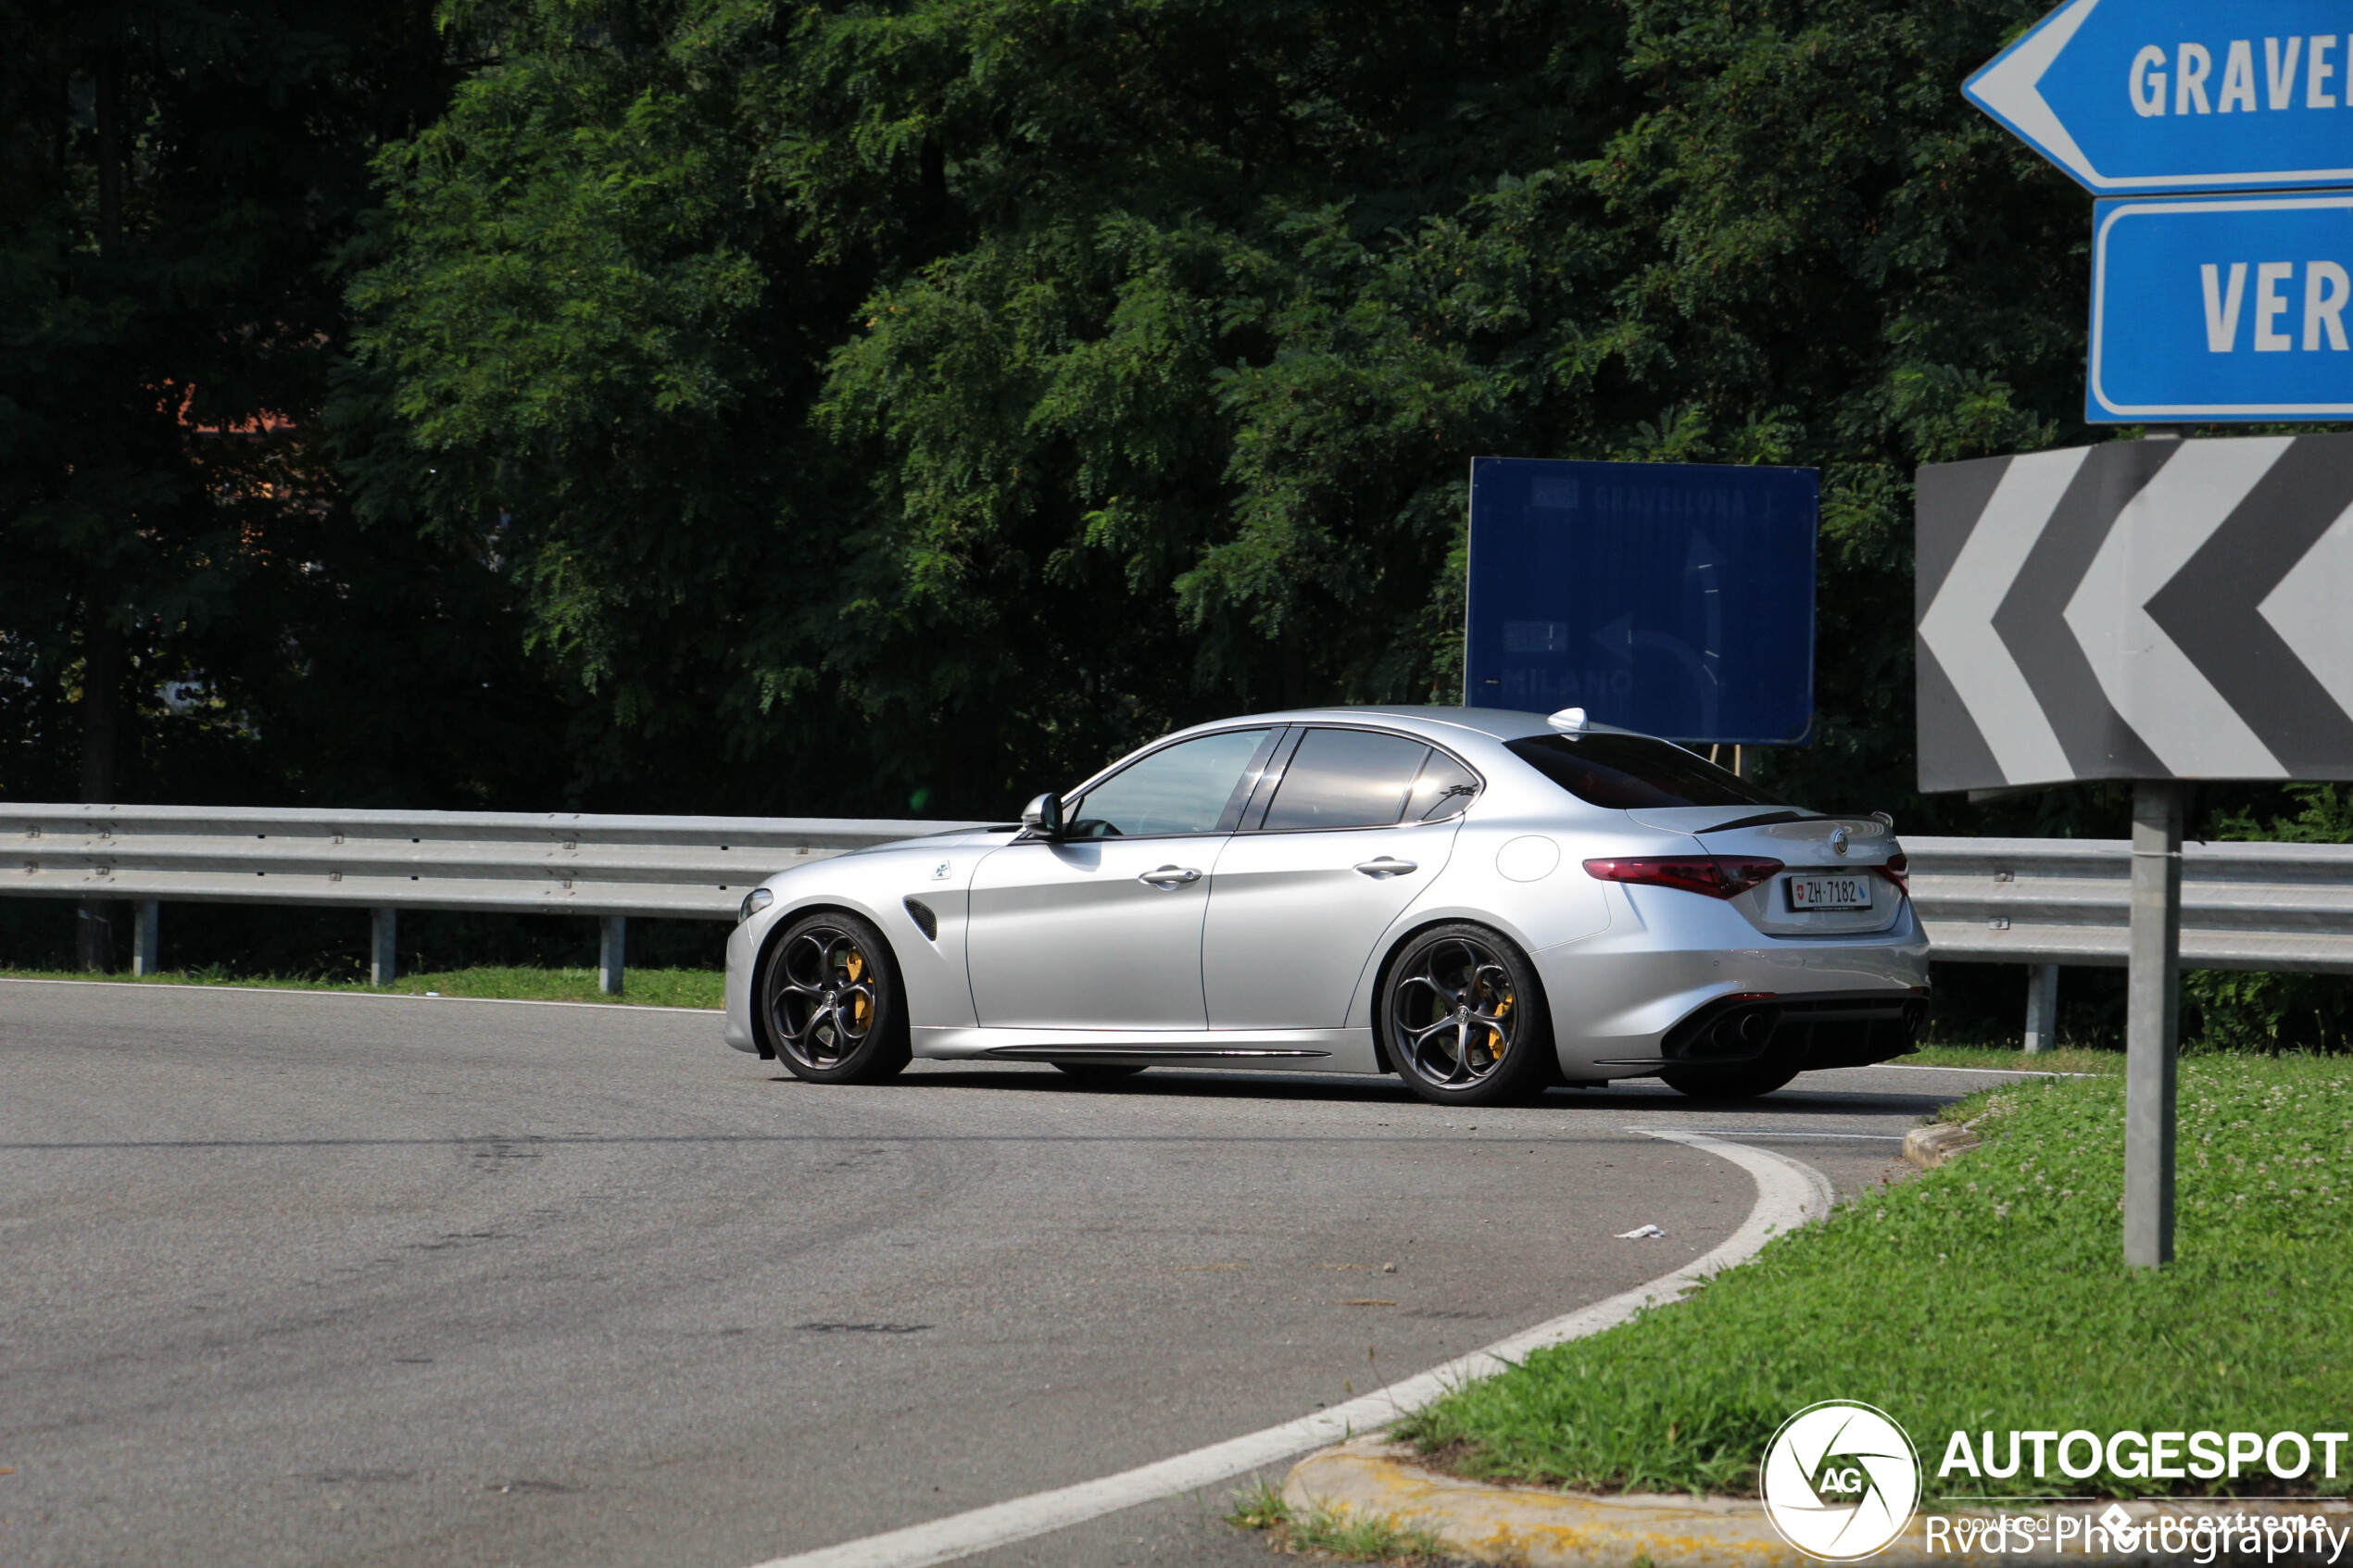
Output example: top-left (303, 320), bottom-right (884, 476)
top-left (1225, 1478), bottom-right (1463, 1565)
top-left (1400, 1054), bottom-right (2353, 1503)
top-left (1899, 1043), bottom-right (2120, 1075)
top-left (0, 963), bottom-right (724, 1010)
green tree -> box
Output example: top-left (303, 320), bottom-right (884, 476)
top-left (344, 0), bottom-right (1650, 813)
top-left (0, 1), bottom-right (566, 967)
top-left (348, 0), bottom-right (2104, 827)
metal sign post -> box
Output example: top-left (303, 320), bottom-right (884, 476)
top-left (2125, 781), bottom-right (2186, 1267)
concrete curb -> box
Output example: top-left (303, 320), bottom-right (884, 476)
top-left (1283, 1438), bottom-right (1804, 1566)
top-left (1902, 1121), bottom-right (1980, 1169)
top-left (1280, 1438), bottom-right (2350, 1567)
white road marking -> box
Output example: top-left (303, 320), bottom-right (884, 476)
top-left (1874, 1062), bottom-right (2088, 1078)
top-left (1620, 1127), bottom-right (1902, 1140)
top-left (742, 1130), bottom-right (1835, 1568)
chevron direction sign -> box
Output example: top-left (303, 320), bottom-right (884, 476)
top-left (1965, 0), bottom-right (2353, 194)
top-left (1917, 433), bottom-right (2353, 793)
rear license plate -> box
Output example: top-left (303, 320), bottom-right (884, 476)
top-left (1785, 874), bottom-right (1873, 911)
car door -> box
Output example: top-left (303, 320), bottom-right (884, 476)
top-left (1201, 727), bottom-right (1478, 1029)
top-left (966, 727), bottom-right (1279, 1029)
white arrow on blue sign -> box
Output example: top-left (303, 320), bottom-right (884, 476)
top-left (1968, 0), bottom-right (2353, 194)
top-left (2088, 194), bottom-right (2353, 421)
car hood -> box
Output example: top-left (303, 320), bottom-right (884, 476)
top-left (842, 824), bottom-right (1015, 857)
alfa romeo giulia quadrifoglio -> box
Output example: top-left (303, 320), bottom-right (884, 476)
top-left (724, 707), bottom-right (1929, 1105)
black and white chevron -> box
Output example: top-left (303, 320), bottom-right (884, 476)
top-left (1917, 433), bottom-right (2353, 794)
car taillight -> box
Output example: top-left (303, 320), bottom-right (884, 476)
top-left (1582, 855), bottom-right (1785, 898)
top-left (1874, 853), bottom-right (1909, 893)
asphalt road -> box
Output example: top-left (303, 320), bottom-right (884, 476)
top-left (0, 979), bottom-right (2018, 1568)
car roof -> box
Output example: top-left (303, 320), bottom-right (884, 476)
top-left (1160, 705), bottom-right (1644, 746)
top-left (1065, 705), bottom-right (1682, 806)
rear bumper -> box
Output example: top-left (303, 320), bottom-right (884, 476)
top-left (1660, 987), bottom-right (1928, 1072)
top-left (1536, 895), bottom-right (1930, 1080)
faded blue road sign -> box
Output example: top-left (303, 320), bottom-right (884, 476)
top-left (1968, 0), bottom-right (2353, 194)
top-left (2089, 193), bottom-right (2353, 421)
top-left (1464, 458), bottom-right (1818, 745)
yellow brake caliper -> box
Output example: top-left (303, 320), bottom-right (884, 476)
top-left (1480, 982), bottom-right (1514, 1065)
top-left (846, 948), bottom-right (872, 1030)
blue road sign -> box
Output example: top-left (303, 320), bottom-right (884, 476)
top-left (1967, 0), bottom-right (2353, 194)
top-left (1464, 458), bottom-right (1818, 744)
top-left (2088, 193), bottom-right (2353, 421)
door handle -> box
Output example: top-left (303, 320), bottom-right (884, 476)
top-left (1355, 858), bottom-right (1418, 877)
top-left (1138, 865), bottom-right (1202, 887)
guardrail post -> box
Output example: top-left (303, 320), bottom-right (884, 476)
top-left (371, 908), bottom-right (397, 987)
top-left (599, 915), bottom-right (625, 996)
top-left (2023, 964), bottom-right (2059, 1054)
top-left (132, 901), bottom-right (160, 977)
top-left (2125, 782), bottom-right (2187, 1269)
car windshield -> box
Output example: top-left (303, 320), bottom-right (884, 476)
top-left (1505, 733), bottom-right (1787, 810)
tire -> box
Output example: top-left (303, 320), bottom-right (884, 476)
top-left (1052, 1061), bottom-right (1148, 1081)
top-left (759, 911), bottom-right (912, 1084)
top-left (1656, 1057), bottom-right (1802, 1100)
top-left (1381, 922), bottom-right (1555, 1107)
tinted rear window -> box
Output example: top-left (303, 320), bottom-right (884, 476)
top-left (1505, 734), bottom-right (1785, 810)
top-left (1261, 728), bottom-right (1432, 830)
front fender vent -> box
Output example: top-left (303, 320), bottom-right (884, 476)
top-left (903, 897), bottom-right (938, 941)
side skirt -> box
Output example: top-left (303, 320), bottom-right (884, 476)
top-left (910, 1025), bottom-right (1382, 1074)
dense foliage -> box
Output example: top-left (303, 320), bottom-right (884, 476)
top-left (337, 0), bottom-right (2095, 820)
top-left (0, 2), bottom-right (566, 816)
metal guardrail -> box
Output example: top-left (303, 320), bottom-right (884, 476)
top-left (6, 807), bottom-right (2348, 997)
top-left (1906, 835), bottom-right (2353, 974)
top-left (1, 803), bottom-right (986, 989)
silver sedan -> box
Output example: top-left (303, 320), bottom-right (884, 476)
top-left (724, 706), bottom-right (1930, 1105)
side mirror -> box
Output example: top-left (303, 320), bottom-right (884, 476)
top-left (1021, 792), bottom-right (1064, 838)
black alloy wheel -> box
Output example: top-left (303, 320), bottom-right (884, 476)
top-left (1382, 922), bottom-right (1554, 1107)
top-left (760, 911), bottom-right (912, 1084)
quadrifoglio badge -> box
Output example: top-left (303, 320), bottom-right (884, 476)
top-left (1761, 1403), bottom-right (2353, 1561)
